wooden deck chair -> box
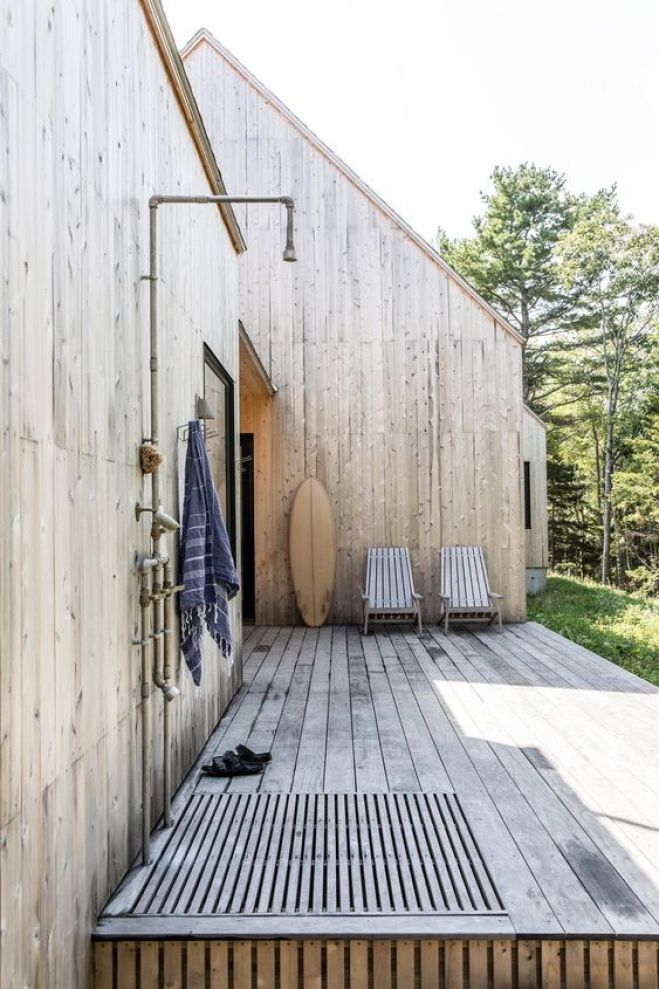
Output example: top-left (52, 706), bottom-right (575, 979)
top-left (362, 547), bottom-right (423, 635)
top-left (439, 546), bottom-right (503, 632)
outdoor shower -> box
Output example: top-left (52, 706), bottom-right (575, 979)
top-left (138, 192), bottom-right (296, 864)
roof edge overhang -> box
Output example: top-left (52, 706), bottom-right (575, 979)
top-left (523, 405), bottom-right (547, 429)
top-left (239, 322), bottom-right (277, 397)
top-left (182, 27), bottom-right (524, 347)
top-left (139, 3), bottom-right (247, 254)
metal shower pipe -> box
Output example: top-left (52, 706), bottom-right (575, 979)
top-left (139, 192), bottom-right (296, 865)
top-left (138, 558), bottom-right (156, 864)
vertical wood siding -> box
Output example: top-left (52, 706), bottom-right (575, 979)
top-left (0, 3), bottom-right (241, 987)
top-left (185, 39), bottom-right (527, 626)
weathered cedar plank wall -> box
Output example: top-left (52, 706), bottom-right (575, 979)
top-left (184, 35), bottom-right (527, 625)
top-left (523, 406), bottom-right (549, 573)
top-left (0, 3), bottom-right (242, 986)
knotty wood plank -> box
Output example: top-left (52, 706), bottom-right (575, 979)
top-left (139, 942), bottom-right (160, 989)
top-left (540, 940), bottom-right (561, 989)
top-left (209, 941), bottom-right (229, 987)
top-left (233, 941), bottom-right (252, 989)
top-left (94, 942), bottom-right (113, 989)
top-left (163, 942), bottom-right (182, 989)
top-left (373, 941), bottom-right (392, 989)
top-left (565, 940), bottom-right (586, 988)
top-left (589, 940), bottom-right (611, 989)
top-left (186, 942), bottom-right (206, 989)
top-left (445, 940), bottom-right (464, 988)
top-left (492, 939), bottom-right (513, 989)
top-left (396, 940), bottom-right (415, 988)
top-left (614, 941), bottom-right (634, 989)
top-left (516, 939), bottom-right (537, 989)
top-left (327, 940), bottom-right (345, 989)
top-left (469, 940), bottom-right (489, 989)
top-left (639, 941), bottom-right (659, 989)
top-left (116, 942), bottom-right (137, 988)
top-left (279, 941), bottom-right (299, 989)
top-left (350, 940), bottom-right (369, 989)
top-left (419, 940), bottom-right (439, 989)
top-left (303, 940), bottom-right (322, 989)
top-left (256, 941), bottom-right (275, 988)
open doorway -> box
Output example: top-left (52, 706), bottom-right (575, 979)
top-left (238, 323), bottom-right (275, 626)
top-left (240, 433), bottom-right (255, 624)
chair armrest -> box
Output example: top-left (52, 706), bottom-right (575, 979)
top-left (439, 593), bottom-right (451, 601)
top-left (412, 592), bottom-right (423, 600)
top-left (490, 593), bottom-right (504, 599)
top-left (361, 594), bottom-right (371, 602)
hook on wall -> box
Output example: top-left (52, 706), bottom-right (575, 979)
top-left (176, 394), bottom-right (219, 442)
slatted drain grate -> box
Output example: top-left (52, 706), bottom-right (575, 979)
top-left (130, 792), bottom-right (505, 917)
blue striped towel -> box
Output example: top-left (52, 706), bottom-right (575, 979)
top-left (179, 420), bottom-right (240, 685)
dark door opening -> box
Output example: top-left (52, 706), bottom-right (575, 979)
top-left (240, 433), bottom-right (256, 624)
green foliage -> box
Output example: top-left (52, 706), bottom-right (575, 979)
top-left (528, 576), bottom-right (659, 684)
top-left (438, 163), bottom-right (578, 403)
top-left (441, 164), bottom-right (659, 592)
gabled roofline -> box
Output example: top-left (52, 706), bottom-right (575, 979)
top-left (139, 3), bottom-right (246, 254)
top-left (181, 27), bottom-right (524, 346)
top-left (523, 405), bottom-right (547, 429)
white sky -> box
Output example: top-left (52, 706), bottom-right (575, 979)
top-left (164, 0), bottom-right (659, 241)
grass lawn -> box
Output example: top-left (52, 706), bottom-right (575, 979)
top-left (527, 575), bottom-right (659, 686)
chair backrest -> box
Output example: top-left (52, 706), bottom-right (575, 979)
top-left (364, 547), bottom-right (415, 609)
top-left (440, 546), bottom-right (492, 608)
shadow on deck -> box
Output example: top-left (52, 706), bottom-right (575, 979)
top-left (94, 622), bottom-right (659, 988)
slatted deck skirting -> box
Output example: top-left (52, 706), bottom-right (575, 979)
top-left (94, 938), bottom-right (659, 988)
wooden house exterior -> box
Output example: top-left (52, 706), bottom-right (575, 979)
top-left (0, 2), bottom-right (254, 985)
top-left (184, 30), bottom-right (529, 627)
top-left (0, 3), bottom-right (571, 987)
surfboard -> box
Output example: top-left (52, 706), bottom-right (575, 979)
top-left (289, 476), bottom-right (336, 627)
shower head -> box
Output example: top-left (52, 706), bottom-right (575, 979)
top-left (282, 199), bottom-right (297, 262)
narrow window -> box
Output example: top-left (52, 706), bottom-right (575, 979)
top-left (524, 461), bottom-right (532, 530)
top-left (203, 345), bottom-right (236, 553)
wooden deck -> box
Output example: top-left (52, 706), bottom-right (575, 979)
top-left (95, 622), bottom-right (659, 987)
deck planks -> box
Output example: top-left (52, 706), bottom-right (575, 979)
top-left (98, 623), bottom-right (659, 942)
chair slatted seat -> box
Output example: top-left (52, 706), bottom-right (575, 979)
top-left (439, 546), bottom-right (503, 632)
top-left (362, 547), bottom-right (423, 635)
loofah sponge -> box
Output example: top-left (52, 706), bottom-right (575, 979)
top-left (140, 442), bottom-right (163, 474)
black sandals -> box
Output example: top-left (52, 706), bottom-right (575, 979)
top-left (201, 744), bottom-right (273, 777)
top-left (236, 744), bottom-right (272, 764)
